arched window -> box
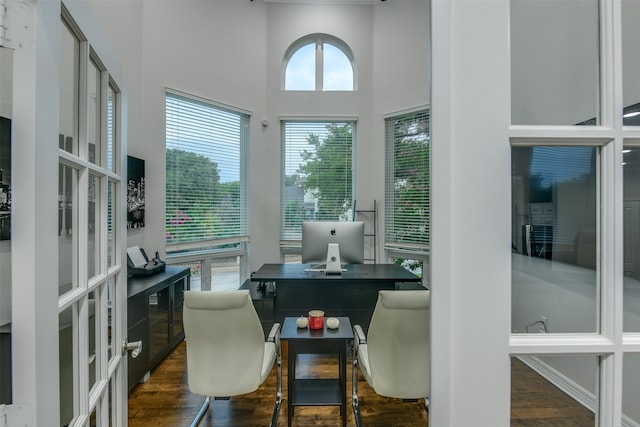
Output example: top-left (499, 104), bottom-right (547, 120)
top-left (284, 34), bottom-right (356, 91)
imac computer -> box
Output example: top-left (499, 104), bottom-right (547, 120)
top-left (301, 220), bottom-right (365, 274)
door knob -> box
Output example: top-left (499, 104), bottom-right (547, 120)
top-left (122, 340), bottom-right (143, 358)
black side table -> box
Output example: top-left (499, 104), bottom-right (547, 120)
top-left (280, 316), bottom-right (353, 427)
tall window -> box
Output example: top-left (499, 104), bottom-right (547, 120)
top-left (384, 109), bottom-right (430, 262)
top-left (284, 34), bottom-right (355, 91)
top-left (281, 120), bottom-right (355, 243)
top-left (165, 90), bottom-right (249, 249)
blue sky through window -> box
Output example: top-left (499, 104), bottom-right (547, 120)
top-left (285, 40), bottom-right (353, 91)
top-left (286, 43), bottom-right (315, 90)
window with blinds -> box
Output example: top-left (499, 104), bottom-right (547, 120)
top-left (384, 109), bottom-right (430, 252)
top-left (281, 120), bottom-right (355, 241)
top-left (165, 90), bottom-right (249, 249)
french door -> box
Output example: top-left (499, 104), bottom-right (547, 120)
top-left (57, 5), bottom-right (128, 426)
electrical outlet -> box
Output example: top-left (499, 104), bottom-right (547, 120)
top-left (539, 315), bottom-right (548, 333)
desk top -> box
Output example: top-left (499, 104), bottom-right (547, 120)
top-left (281, 316), bottom-right (353, 341)
top-left (252, 263), bottom-right (421, 283)
top-left (127, 265), bottom-right (190, 298)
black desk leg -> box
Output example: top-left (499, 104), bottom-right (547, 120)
top-left (287, 351), bottom-right (294, 427)
top-left (340, 348), bottom-right (347, 427)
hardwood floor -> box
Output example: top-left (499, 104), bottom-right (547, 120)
top-left (128, 340), bottom-right (428, 426)
top-left (510, 358), bottom-right (594, 427)
top-left (127, 342), bottom-right (594, 426)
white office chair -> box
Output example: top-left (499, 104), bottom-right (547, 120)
top-left (183, 290), bottom-right (282, 427)
top-left (352, 289), bottom-right (430, 427)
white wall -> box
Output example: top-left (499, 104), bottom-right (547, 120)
top-left (93, 0), bottom-right (429, 271)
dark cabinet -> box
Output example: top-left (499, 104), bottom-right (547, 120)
top-left (127, 266), bottom-right (190, 391)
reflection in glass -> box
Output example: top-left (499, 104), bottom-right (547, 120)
top-left (622, 1), bottom-right (640, 126)
top-left (107, 84), bottom-right (116, 172)
top-left (107, 277), bottom-right (114, 361)
top-left (59, 305), bottom-right (75, 426)
top-left (172, 279), bottom-right (185, 340)
top-left (109, 377), bottom-right (114, 426)
top-left (88, 174), bottom-right (100, 279)
top-left (511, 355), bottom-right (597, 425)
top-left (88, 291), bottom-right (97, 391)
top-left (88, 59), bottom-right (101, 165)
top-left (90, 406), bottom-right (97, 427)
top-left (59, 164), bottom-right (78, 296)
top-left (623, 354), bottom-right (640, 425)
top-left (60, 20), bottom-right (79, 155)
top-left (149, 289), bottom-right (170, 359)
top-left (510, 0), bottom-right (600, 125)
top-left (623, 146), bottom-right (640, 332)
top-left (107, 180), bottom-right (115, 269)
top-left (511, 146), bottom-right (598, 333)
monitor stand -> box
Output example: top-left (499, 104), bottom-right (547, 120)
top-left (324, 243), bottom-right (344, 275)
top-left (304, 244), bottom-right (347, 275)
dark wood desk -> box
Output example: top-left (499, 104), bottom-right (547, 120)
top-left (249, 263), bottom-right (423, 333)
top-left (127, 266), bottom-right (190, 390)
top-left (252, 263), bottom-right (421, 284)
top-left (280, 316), bottom-right (353, 427)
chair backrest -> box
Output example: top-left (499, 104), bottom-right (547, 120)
top-left (366, 289), bottom-right (430, 399)
top-left (183, 290), bottom-right (266, 397)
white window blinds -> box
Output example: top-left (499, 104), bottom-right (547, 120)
top-left (384, 109), bottom-right (430, 251)
top-left (165, 91), bottom-right (249, 247)
top-left (281, 120), bottom-right (355, 240)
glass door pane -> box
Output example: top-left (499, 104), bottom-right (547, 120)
top-left (623, 145), bottom-right (640, 332)
top-left (59, 305), bottom-right (75, 426)
top-left (107, 84), bottom-right (116, 172)
top-left (511, 0), bottom-right (600, 125)
top-left (511, 146), bottom-right (599, 334)
top-left (59, 164), bottom-right (78, 296)
top-left (88, 173), bottom-right (100, 279)
top-left (88, 58), bottom-right (101, 166)
top-left (622, 1), bottom-right (640, 125)
top-left (60, 20), bottom-right (79, 156)
top-left (88, 291), bottom-right (97, 391)
top-left (511, 355), bottom-right (597, 426)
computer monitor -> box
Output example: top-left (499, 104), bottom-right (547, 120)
top-left (302, 220), bottom-right (365, 274)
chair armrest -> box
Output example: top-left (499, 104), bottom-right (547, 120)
top-left (267, 322), bottom-right (281, 355)
top-left (267, 322), bottom-right (281, 343)
top-left (353, 324), bottom-right (366, 345)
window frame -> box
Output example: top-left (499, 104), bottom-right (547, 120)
top-left (164, 89), bottom-right (250, 289)
top-left (279, 118), bottom-right (357, 256)
top-left (283, 33), bottom-right (357, 91)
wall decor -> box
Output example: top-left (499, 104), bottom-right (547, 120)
top-left (127, 155), bottom-right (145, 229)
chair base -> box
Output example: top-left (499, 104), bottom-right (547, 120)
top-left (189, 391), bottom-right (282, 427)
top-left (190, 396), bottom-right (211, 427)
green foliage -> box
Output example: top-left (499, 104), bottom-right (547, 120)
top-left (166, 148), bottom-right (240, 243)
top-left (297, 123), bottom-right (353, 220)
top-left (285, 199), bottom-right (306, 229)
top-left (391, 113), bottom-right (430, 244)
